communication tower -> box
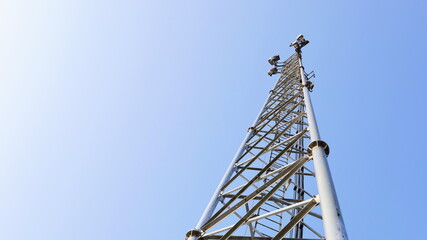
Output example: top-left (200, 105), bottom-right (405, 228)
top-left (186, 35), bottom-right (348, 240)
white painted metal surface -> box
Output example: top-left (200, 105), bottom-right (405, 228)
top-left (186, 35), bottom-right (349, 240)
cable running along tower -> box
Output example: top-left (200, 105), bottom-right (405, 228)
top-left (186, 35), bottom-right (348, 240)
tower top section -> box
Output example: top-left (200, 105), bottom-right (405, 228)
top-left (290, 34), bottom-right (310, 52)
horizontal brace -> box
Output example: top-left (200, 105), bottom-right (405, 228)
top-left (215, 130), bottom-right (309, 219)
top-left (254, 221), bottom-right (279, 232)
top-left (248, 198), bottom-right (314, 222)
top-left (268, 119), bottom-right (307, 151)
top-left (203, 158), bottom-right (308, 231)
top-left (204, 198), bottom-right (314, 238)
top-left (216, 157), bottom-right (311, 240)
top-left (235, 110), bottom-right (301, 170)
top-left (222, 154), bottom-right (307, 196)
top-left (236, 167), bottom-right (264, 171)
top-left (271, 197), bottom-right (320, 240)
top-left (237, 126), bottom-right (307, 170)
top-left (222, 194), bottom-right (290, 206)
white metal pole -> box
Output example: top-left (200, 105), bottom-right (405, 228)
top-left (297, 52), bottom-right (349, 240)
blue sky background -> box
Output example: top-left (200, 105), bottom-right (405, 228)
top-left (0, 0), bottom-right (426, 239)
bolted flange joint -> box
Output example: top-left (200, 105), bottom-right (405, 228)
top-left (185, 229), bottom-right (203, 240)
top-left (307, 140), bottom-right (330, 158)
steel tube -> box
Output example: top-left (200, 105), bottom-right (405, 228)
top-left (297, 53), bottom-right (348, 240)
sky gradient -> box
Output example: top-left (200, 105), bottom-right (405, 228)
top-left (1, 0), bottom-right (426, 239)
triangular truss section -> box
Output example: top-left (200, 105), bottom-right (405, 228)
top-left (187, 35), bottom-right (348, 240)
top-left (199, 53), bottom-right (324, 240)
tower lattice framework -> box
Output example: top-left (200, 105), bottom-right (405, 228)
top-left (186, 35), bottom-right (348, 240)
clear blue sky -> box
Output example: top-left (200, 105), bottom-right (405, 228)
top-left (0, 0), bottom-right (426, 239)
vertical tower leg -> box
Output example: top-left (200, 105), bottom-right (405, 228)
top-left (297, 52), bottom-right (348, 240)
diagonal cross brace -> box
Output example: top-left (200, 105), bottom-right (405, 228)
top-left (271, 197), bottom-right (320, 240)
top-left (203, 197), bottom-right (315, 237)
top-left (214, 156), bottom-right (311, 240)
top-left (202, 129), bottom-right (308, 230)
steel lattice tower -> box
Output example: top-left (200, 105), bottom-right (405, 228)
top-left (186, 35), bottom-right (348, 240)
